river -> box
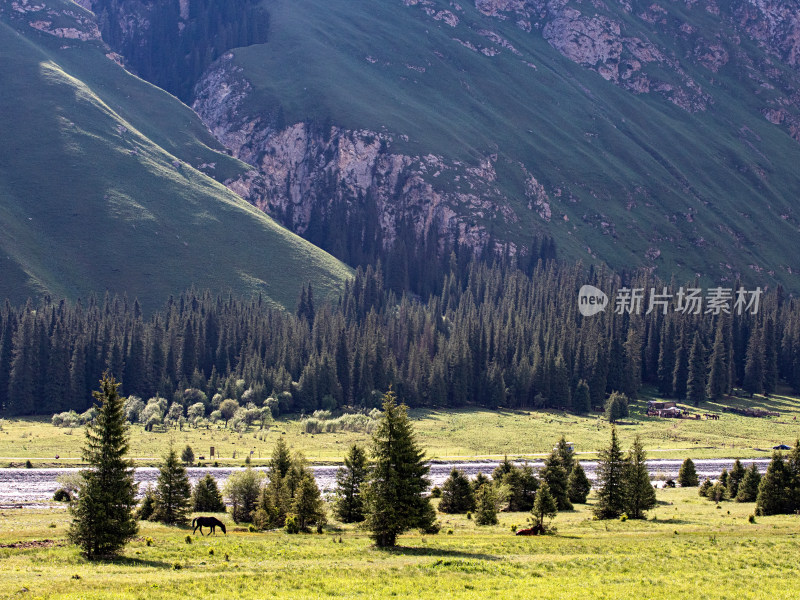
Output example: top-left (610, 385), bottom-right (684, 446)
top-left (0, 458), bottom-right (772, 506)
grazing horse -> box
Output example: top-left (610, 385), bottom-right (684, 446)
top-left (192, 516), bottom-right (227, 536)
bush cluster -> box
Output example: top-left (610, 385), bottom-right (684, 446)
top-left (301, 409), bottom-right (381, 434)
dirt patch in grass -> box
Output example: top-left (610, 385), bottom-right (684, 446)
top-left (0, 539), bottom-right (62, 549)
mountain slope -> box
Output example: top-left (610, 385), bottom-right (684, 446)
top-left (183, 0), bottom-right (800, 289)
top-left (0, 1), bottom-right (351, 310)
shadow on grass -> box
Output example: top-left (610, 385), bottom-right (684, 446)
top-left (648, 518), bottom-right (695, 525)
top-left (710, 394), bottom-right (800, 415)
top-left (110, 556), bottom-right (175, 569)
top-left (379, 546), bottom-right (500, 561)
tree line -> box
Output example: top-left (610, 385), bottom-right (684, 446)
top-left (2, 257), bottom-right (800, 418)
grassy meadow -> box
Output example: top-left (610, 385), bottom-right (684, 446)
top-left (1, 488), bottom-right (798, 599)
top-left (2, 389), bottom-right (800, 466)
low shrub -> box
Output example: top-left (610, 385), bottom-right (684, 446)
top-left (53, 489), bottom-right (72, 502)
top-left (285, 514), bottom-right (300, 534)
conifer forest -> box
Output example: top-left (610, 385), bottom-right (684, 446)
top-left (2, 253), bottom-right (797, 418)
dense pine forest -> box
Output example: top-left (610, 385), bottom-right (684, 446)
top-left (93, 0), bottom-right (270, 101)
top-left (1, 254), bottom-right (798, 417)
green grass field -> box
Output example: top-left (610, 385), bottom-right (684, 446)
top-left (1, 488), bottom-right (798, 599)
top-left (3, 389), bottom-right (799, 465)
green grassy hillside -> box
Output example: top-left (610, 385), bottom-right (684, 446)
top-left (219, 0), bottom-right (800, 289)
top-left (0, 3), bottom-right (351, 310)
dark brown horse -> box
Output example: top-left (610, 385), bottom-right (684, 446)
top-left (192, 516), bottom-right (227, 535)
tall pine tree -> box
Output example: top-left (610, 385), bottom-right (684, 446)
top-left (364, 390), bottom-right (437, 547)
top-left (68, 373), bottom-right (138, 559)
top-left (152, 445), bottom-right (192, 525)
top-left (334, 443), bottom-right (369, 523)
top-left (686, 332), bottom-right (706, 406)
top-left (623, 436), bottom-right (656, 519)
top-left (593, 426), bottom-right (627, 519)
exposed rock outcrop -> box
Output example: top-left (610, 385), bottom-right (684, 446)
top-left (10, 0), bottom-right (101, 41)
top-left (192, 55), bottom-right (522, 253)
top-left (464, 0), bottom-right (800, 131)
top-left (467, 0), bottom-right (712, 110)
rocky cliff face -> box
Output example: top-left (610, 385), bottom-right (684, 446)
top-left (193, 54), bottom-right (523, 253)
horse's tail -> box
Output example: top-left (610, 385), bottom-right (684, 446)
top-left (192, 517), bottom-right (197, 528)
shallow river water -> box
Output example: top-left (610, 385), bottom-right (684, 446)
top-left (0, 458), bottom-right (771, 505)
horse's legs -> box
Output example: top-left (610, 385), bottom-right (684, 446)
top-left (192, 524), bottom-right (199, 535)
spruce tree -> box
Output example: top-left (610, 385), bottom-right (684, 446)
top-left (364, 390), bottom-right (437, 547)
top-left (495, 463), bottom-right (539, 512)
top-left (707, 318), bottom-right (729, 400)
top-left (472, 472), bottom-right (491, 493)
top-left (622, 326), bottom-right (642, 399)
top-left (7, 310), bottom-right (38, 415)
top-left (152, 446), bottom-right (192, 525)
top-left (474, 483), bottom-right (499, 525)
top-left (719, 469), bottom-right (729, 490)
top-left (291, 473), bottom-right (326, 532)
top-left (334, 443), bottom-right (369, 523)
top-left (677, 458), bottom-right (699, 487)
top-left (756, 452), bottom-right (791, 515)
top-left (763, 317), bottom-right (778, 395)
top-left (555, 436), bottom-right (575, 477)
top-left (567, 461), bottom-right (591, 504)
top-left (68, 374), bottom-right (138, 559)
top-left (531, 481), bottom-right (558, 531)
top-left (573, 379), bottom-right (591, 414)
top-left (136, 485), bottom-right (157, 521)
top-left (727, 459), bottom-right (746, 499)
top-left (657, 320), bottom-right (675, 396)
top-left (192, 473), bottom-right (226, 512)
top-left (686, 332), bottom-right (706, 406)
top-left (623, 436), bottom-right (656, 519)
top-left (590, 345), bottom-right (609, 409)
top-left (551, 354), bottom-right (571, 409)
top-left (262, 437), bottom-right (295, 526)
top-left (540, 449), bottom-right (572, 511)
top-left (735, 464), bottom-right (762, 502)
top-left (438, 468), bottom-right (476, 514)
top-left (788, 440), bottom-right (800, 510)
top-left (224, 467), bottom-right (264, 523)
top-left (593, 426), bottom-right (626, 519)
top-left (604, 391), bottom-right (629, 423)
top-left (743, 327), bottom-right (765, 395)
top-left (270, 437), bottom-right (293, 480)
top-left (181, 444), bottom-right (195, 466)
top-left (672, 328), bottom-right (689, 399)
